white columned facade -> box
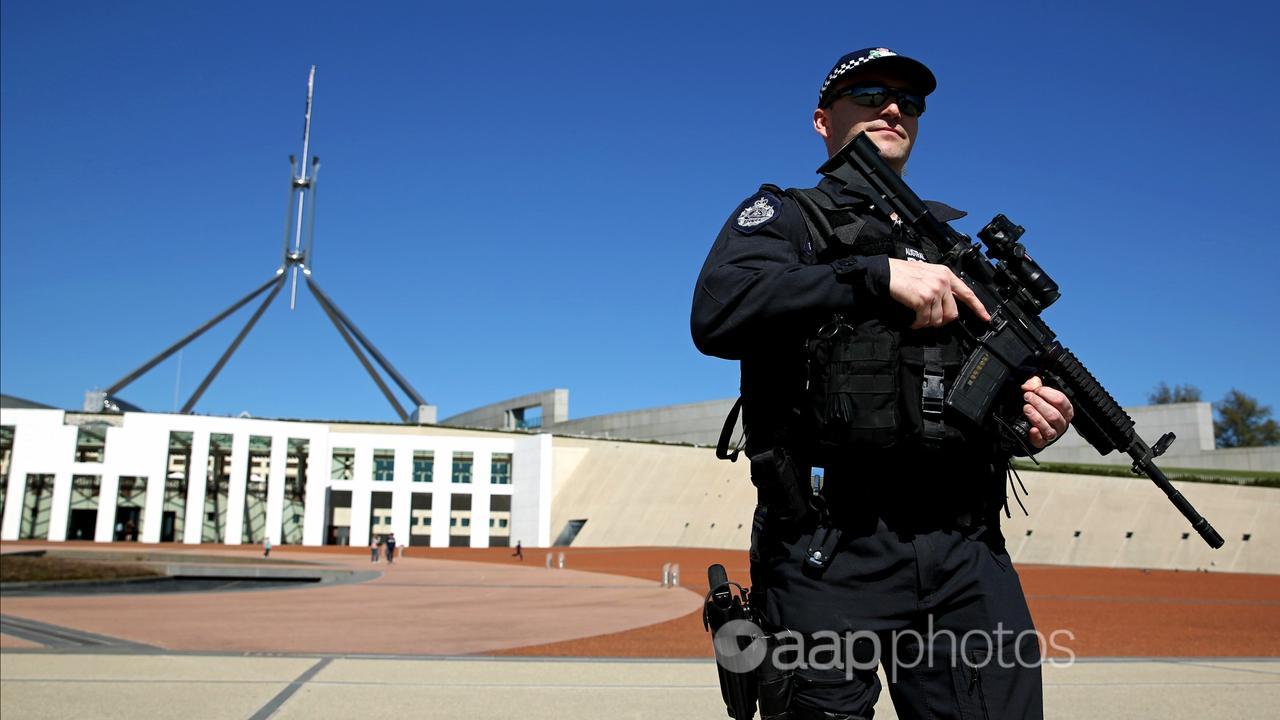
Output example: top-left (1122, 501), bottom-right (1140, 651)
top-left (266, 433), bottom-right (288, 545)
top-left (139, 421), bottom-right (169, 543)
top-left (0, 410), bottom-right (69, 540)
top-left (182, 432), bottom-right (209, 544)
top-left (302, 433), bottom-right (328, 546)
top-left (0, 409), bottom-right (551, 548)
top-left (430, 448), bottom-right (451, 548)
top-left (349, 446), bottom-right (373, 548)
top-left (92, 423), bottom-right (128, 542)
top-left (391, 447), bottom-right (412, 547)
top-left (511, 433), bottom-right (554, 547)
top-left (43, 424), bottom-right (79, 542)
top-left (224, 432), bottom-right (250, 544)
top-left (469, 449), bottom-right (492, 547)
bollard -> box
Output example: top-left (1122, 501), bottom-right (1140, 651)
top-left (545, 552), bottom-right (553, 569)
top-left (557, 552), bottom-right (566, 569)
top-left (671, 563), bottom-right (680, 587)
top-left (661, 562), bottom-right (672, 587)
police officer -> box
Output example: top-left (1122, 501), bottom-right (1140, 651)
top-left (692, 48), bottom-right (1073, 719)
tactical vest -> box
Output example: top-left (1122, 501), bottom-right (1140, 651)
top-left (765, 182), bottom-right (992, 465)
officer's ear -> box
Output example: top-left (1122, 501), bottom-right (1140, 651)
top-left (813, 107), bottom-right (832, 140)
top-left (814, 107), bottom-right (842, 158)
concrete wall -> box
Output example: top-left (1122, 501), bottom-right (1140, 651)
top-left (1000, 470), bottom-right (1275, 573)
top-left (532, 395), bottom-right (1279, 474)
top-left (441, 389), bottom-right (568, 432)
top-left (1033, 401), bottom-right (1280, 472)
top-left (549, 436), bottom-right (753, 549)
top-left (548, 438), bottom-right (1279, 574)
top-left (549, 398), bottom-right (737, 446)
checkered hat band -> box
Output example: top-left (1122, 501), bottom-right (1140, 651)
top-left (820, 55), bottom-right (885, 95)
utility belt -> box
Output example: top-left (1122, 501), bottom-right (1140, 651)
top-left (742, 445), bottom-right (1000, 573)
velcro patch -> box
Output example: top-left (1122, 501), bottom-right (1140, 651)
top-left (734, 191), bottom-right (782, 234)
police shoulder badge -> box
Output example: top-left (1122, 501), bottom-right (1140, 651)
top-left (735, 192), bottom-right (781, 234)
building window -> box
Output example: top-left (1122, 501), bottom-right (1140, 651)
top-left (461, 517), bottom-right (470, 527)
top-left (0, 425), bottom-right (14, 522)
top-left (283, 439), bottom-right (309, 546)
top-left (491, 453), bottom-right (512, 485)
top-left (163, 432), bottom-right (193, 543)
top-left (247, 435), bottom-right (270, 483)
top-left (74, 426), bottom-right (107, 463)
top-left (20, 474), bottom-right (55, 540)
top-left (450, 517), bottom-right (457, 527)
top-left (374, 450), bottom-right (395, 482)
top-left (412, 451), bottom-right (433, 483)
top-left (499, 518), bottom-right (508, 528)
top-left (331, 448), bottom-right (354, 480)
top-left (67, 475), bottom-right (102, 540)
top-left (514, 405), bottom-right (542, 430)
top-left (451, 452), bottom-right (473, 484)
top-left (206, 434), bottom-right (235, 544)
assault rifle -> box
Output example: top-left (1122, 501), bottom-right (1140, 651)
top-left (828, 132), bottom-right (1224, 549)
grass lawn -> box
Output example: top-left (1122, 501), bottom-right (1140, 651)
top-left (0, 555), bottom-right (163, 584)
top-left (1013, 459), bottom-right (1280, 486)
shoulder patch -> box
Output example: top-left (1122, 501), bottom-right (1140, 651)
top-left (734, 191), bottom-right (782, 234)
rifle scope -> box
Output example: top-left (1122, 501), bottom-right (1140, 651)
top-left (977, 215), bottom-right (1061, 311)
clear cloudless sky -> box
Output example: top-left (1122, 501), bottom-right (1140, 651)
top-left (2, 0), bottom-right (1278, 426)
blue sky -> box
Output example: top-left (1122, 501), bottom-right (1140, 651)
top-left (3, 0), bottom-right (1278, 426)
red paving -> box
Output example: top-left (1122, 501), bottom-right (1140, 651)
top-left (3, 543), bottom-right (1279, 658)
top-left (410, 547), bottom-right (1280, 659)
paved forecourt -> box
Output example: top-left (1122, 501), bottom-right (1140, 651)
top-left (2, 545), bottom-right (1278, 717)
top-left (0, 545), bottom-right (701, 655)
top-left (1, 653), bottom-right (1277, 720)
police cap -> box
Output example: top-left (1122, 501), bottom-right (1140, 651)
top-left (818, 48), bottom-right (937, 107)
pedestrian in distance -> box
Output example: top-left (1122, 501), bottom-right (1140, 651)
top-left (512, 540), bottom-right (523, 561)
top-left (370, 535), bottom-right (380, 563)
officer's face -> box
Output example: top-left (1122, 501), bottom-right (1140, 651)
top-left (814, 70), bottom-right (919, 174)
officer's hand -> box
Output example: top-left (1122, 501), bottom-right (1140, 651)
top-left (887, 259), bottom-right (991, 329)
top-left (1022, 376), bottom-right (1074, 449)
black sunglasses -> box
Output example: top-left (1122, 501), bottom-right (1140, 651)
top-left (827, 85), bottom-right (925, 117)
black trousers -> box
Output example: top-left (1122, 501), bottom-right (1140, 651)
top-left (751, 504), bottom-right (1044, 720)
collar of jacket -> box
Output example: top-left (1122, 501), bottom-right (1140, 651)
top-left (815, 166), bottom-right (968, 224)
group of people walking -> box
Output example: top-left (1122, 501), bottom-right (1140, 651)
top-left (370, 533), bottom-right (397, 563)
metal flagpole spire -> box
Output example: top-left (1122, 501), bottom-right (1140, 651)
top-left (90, 66), bottom-right (434, 423)
top-left (284, 65), bottom-right (319, 310)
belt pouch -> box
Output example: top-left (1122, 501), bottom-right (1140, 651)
top-left (749, 448), bottom-right (810, 523)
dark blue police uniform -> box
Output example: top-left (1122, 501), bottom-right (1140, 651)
top-left (691, 48), bottom-right (1045, 720)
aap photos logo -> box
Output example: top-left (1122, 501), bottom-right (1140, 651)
top-left (712, 619), bottom-right (769, 673)
top-left (712, 619), bottom-right (1076, 682)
